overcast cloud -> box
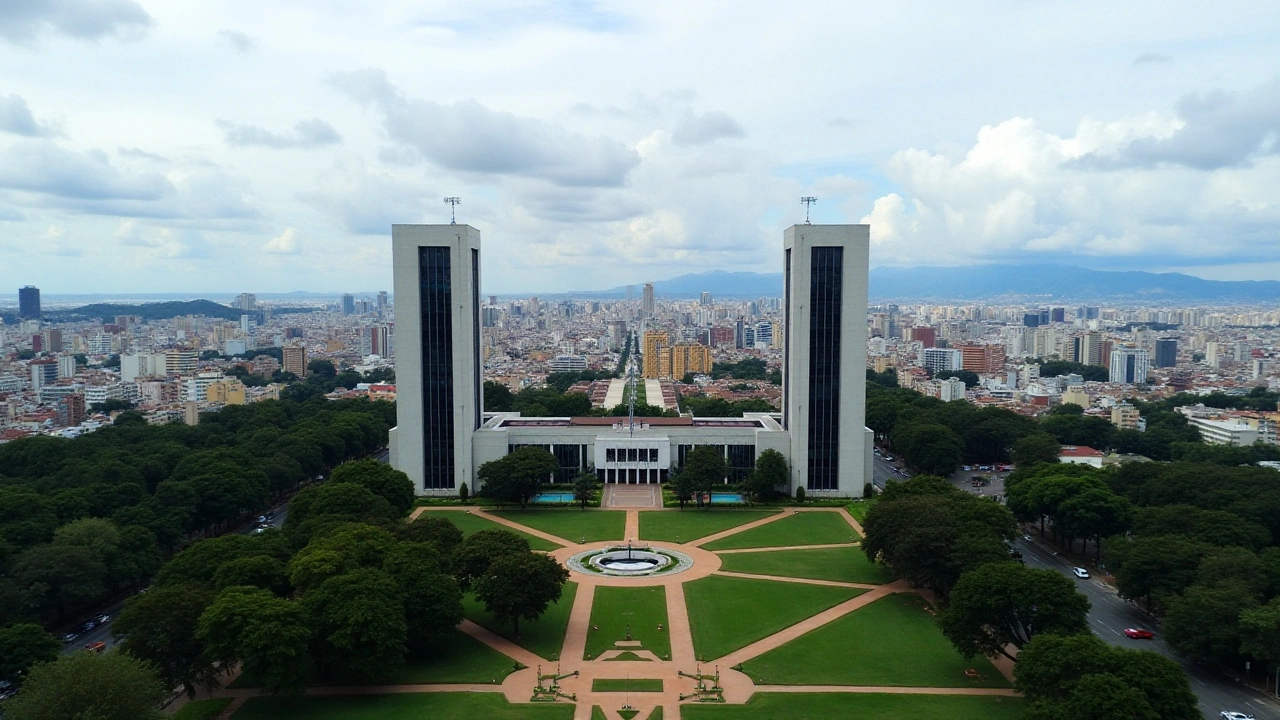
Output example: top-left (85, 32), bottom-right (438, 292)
top-left (0, 0), bottom-right (1277, 293)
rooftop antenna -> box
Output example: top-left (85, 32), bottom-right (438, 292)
top-left (443, 197), bottom-right (461, 224)
top-left (800, 196), bottom-right (817, 224)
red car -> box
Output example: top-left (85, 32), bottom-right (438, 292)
top-left (83, 641), bottom-right (107, 653)
top-left (1124, 628), bottom-right (1154, 639)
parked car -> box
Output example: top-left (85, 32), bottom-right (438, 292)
top-left (1073, 567), bottom-right (1090, 579)
top-left (1220, 713), bottom-right (1255, 720)
top-left (92, 614), bottom-right (110, 625)
top-left (83, 641), bottom-right (107, 654)
top-left (61, 631), bottom-right (80, 643)
top-left (1123, 628), bottom-right (1154, 639)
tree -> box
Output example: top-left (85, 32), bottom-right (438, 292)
top-left (935, 369), bottom-right (979, 387)
top-left (197, 586), bottom-right (311, 695)
top-left (4, 651), bottom-right (167, 720)
top-left (213, 555), bottom-right (291, 596)
top-left (302, 568), bottom-right (407, 682)
top-left (1053, 488), bottom-right (1132, 559)
top-left (572, 471), bottom-right (597, 510)
top-left (483, 381), bottom-right (514, 412)
top-left (284, 483), bottom-right (399, 546)
top-left (670, 470), bottom-right (696, 509)
top-left (1163, 584), bottom-right (1257, 667)
top-left (1013, 434), bottom-right (1061, 469)
top-left (10, 544), bottom-right (107, 619)
top-left (939, 563), bottom-right (1090, 661)
top-left (477, 447), bottom-right (558, 508)
top-left (892, 423), bottom-right (964, 476)
top-left (473, 552), bottom-right (569, 637)
top-left (1110, 535), bottom-right (1209, 612)
top-left (113, 583), bottom-right (217, 696)
top-left (329, 459), bottom-right (415, 516)
top-left (682, 445), bottom-right (727, 507)
top-left (0, 623), bottom-right (60, 687)
top-left (741, 449), bottom-right (787, 502)
top-left (1240, 598), bottom-right (1280, 677)
top-left (400, 515), bottom-right (464, 555)
top-left (452, 529), bottom-right (530, 591)
top-left (381, 543), bottom-right (464, 652)
top-left (307, 359), bottom-right (336, 377)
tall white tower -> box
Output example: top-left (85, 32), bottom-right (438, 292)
top-left (782, 224), bottom-right (871, 497)
top-left (389, 224), bottom-right (483, 494)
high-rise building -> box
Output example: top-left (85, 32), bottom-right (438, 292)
top-left (641, 330), bottom-right (669, 379)
top-left (625, 285), bottom-right (635, 302)
top-left (18, 286), bottom-right (40, 320)
top-left (377, 291), bottom-right (389, 313)
top-left (41, 329), bottom-right (62, 353)
top-left (234, 293), bottom-right (256, 311)
top-left (30, 360), bottom-right (57, 391)
top-left (910, 326), bottom-right (937, 348)
top-left (341, 294), bottom-right (356, 315)
top-left (282, 346), bottom-right (308, 377)
top-left (754, 321), bottom-right (774, 349)
top-left (1109, 347), bottom-right (1149, 385)
top-left (955, 343), bottom-right (1006, 374)
top-left (699, 291), bottom-right (711, 306)
top-left (922, 348), bottom-right (963, 374)
top-left (782, 224), bottom-right (871, 495)
top-left (1154, 338), bottom-right (1177, 368)
top-left (164, 349), bottom-right (198, 376)
top-left (1050, 307), bottom-right (1065, 323)
top-left (642, 283), bottom-right (655, 316)
top-left (389, 224), bottom-right (483, 492)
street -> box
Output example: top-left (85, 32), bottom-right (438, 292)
top-left (1019, 534), bottom-right (1280, 720)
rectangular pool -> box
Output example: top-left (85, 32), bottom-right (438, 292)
top-left (533, 492), bottom-right (575, 504)
top-left (710, 492), bottom-right (745, 504)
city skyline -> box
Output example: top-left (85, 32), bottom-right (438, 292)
top-left (1, 2), bottom-right (1277, 295)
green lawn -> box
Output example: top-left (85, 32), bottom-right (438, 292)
top-left (173, 699), bottom-right (232, 720)
top-left (684, 575), bottom-right (861, 660)
top-left (584, 586), bottom-right (671, 660)
top-left (227, 630), bottom-right (517, 688)
top-left (489, 509), bottom-right (625, 543)
top-left (847, 500), bottom-right (874, 522)
top-left (715, 546), bottom-right (894, 585)
top-left (702, 511), bottom-right (860, 550)
top-left (741, 594), bottom-right (1008, 688)
top-left (591, 678), bottom-right (664, 692)
top-left (418, 510), bottom-right (561, 550)
top-left (463, 581), bottom-right (578, 660)
top-left (232, 693), bottom-right (575, 719)
top-left (681, 693), bottom-right (1022, 720)
top-left (639, 510), bottom-right (779, 543)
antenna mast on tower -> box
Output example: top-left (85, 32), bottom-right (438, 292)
top-left (800, 196), bottom-right (817, 224)
top-left (443, 197), bottom-right (461, 224)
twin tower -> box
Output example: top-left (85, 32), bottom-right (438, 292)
top-left (388, 224), bottom-right (872, 498)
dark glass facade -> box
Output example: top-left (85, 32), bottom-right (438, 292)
top-left (472, 249), bottom-right (482, 429)
top-left (806, 246), bottom-right (843, 490)
top-left (419, 247), bottom-right (455, 489)
top-left (782, 249), bottom-right (791, 430)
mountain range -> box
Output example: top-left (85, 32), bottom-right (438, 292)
top-left (557, 265), bottom-right (1280, 302)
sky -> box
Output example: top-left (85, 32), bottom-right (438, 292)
top-left (0, 0), bottom-right (1277, 295)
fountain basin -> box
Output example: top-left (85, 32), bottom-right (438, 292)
top-left (566, 545), bottom-right (695, 577)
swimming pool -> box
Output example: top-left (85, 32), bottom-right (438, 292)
top-left (533, 492), bottom-right (576, 504)
top-left (710, 492), bottom-right (745, 504)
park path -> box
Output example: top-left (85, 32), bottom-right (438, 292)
top-left (713, 541), bottom-right (859, 554)
top-left (686, 510), bottom-right (788, 547)
top-left (713, 570), bottom-right (882, 590)
top-left (411, 506), bottom-right (570, 546)
top-left (625, 510), bottom-right (640, 541)
top-left (458, 619), bottom-right (544, 669)
top-left (752, 685), bottom-right (1019, 696)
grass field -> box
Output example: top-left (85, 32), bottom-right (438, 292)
top-left (638, 510), bottom-right (779, 543)
top-left (681, 692), bottom-right (1022, 720)
top-left (591, 678), bottom-right (664, 692)
top-left (418, 510), bottom-right (561, 550)
top-left (226, 630), bottom-right (518, 688)
top-left (740, 594), bottom-right (1009, 688)
top-left (846, 500), bottom-right (874, 523)
top-left (584, 586), bottom-right (671, 660)
top-left (715, 546), bottom-right (894, 585)
top-left (232, 693), bottom-right (576, 719)
top-left (173, 699), bottom-right (232, 720)
top-left (463, 581), bottom-right (578, 660)
top-left (490, 509), bottom-right (625, 543)
top-left (683, 575), bottom-right (861, 660)
top-left (701, 512), bottom-right (860, 551)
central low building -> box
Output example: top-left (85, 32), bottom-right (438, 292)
top-left (389, 223), bottom-right (873, 497)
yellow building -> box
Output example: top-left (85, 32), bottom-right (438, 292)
top-left (642, 331), bottom-right (669, 379)
top-left (1111, 403), bottom-right (1140, 429)
top-left (670, 343), bottom-right (712, 379)
top-left (206, 379), bottom-right (247, 405)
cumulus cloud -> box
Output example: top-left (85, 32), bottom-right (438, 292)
top-left (861, 109), bottom-right (1280, 269)
top-left (218, 29), bottom-right (256, 52)
top-left (0, 0), bottom-right (152, 45)
top-left (262, 227), bottom-right (302, 254)
top-left (0, 141), bottom-right (169, 200)
top-left (328, 68), bottom-right (640, 187)
top-left (298, 157), bottom-right (431, 235)
top-left (217, 118), bottom-right (342, 148)
top-left (671, 109), bottom-right (745, 146)
top-left (39, 225), bottom-right (81, 256)
top-left (0, 94), bottom-right (61, 137)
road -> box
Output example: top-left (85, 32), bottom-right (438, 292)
top-left (1019, 534), bottom-right (1280, 720)
top-left (61, 504), bottom-right (290, 655)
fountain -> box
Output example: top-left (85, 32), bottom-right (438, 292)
top-left (566, 543), bottom-right (695, 577)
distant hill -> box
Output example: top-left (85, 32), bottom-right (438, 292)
top-left (554, 265), bottom-right (1280, 302)
top-left (47, 299), bottom-right (242, 322)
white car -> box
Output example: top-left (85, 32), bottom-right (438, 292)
top-left (1220, 712), bottom-right (1254, 720)
top-left (1073, 567), bottom-right (1090, 579)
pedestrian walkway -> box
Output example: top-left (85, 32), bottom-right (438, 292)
top-left (603, 484), bottom-right (659, 509)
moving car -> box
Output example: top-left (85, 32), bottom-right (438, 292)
top-left (83, 641), bottom-right (107, 654)
top-left (1123, 628), bottom-right (1154, 639)
top-left (1073, 567), bottom-right (1090, 579)
top-left (92, 614), bottom-right (110, 625)
top-left (1220, 713), bottom-right (1255, 720)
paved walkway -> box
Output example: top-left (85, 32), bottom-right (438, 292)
top-left (199, 506), bottom-right (1011, 720)
top-left (604, 484), bottom-right (660, 509)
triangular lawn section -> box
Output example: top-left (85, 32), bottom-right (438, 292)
top-left (639, 509), bottom-right (780, 543)
top-left (463, 581), bottom-right (578, 661)
top-left (683, 575), bottom-right (861, 660)
top-left (716, 546), bottom-right (893, 584)
top-left (741, 593), bottom-right (1009, 688)
top-left (702, 511), bottom-right (860, 551)
top-left (488, 508), bottom-right (625, 543)
top-left (418, 510), bottom-right (562, 550)
top-left (680, 692), bottom-right (1022, 720)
